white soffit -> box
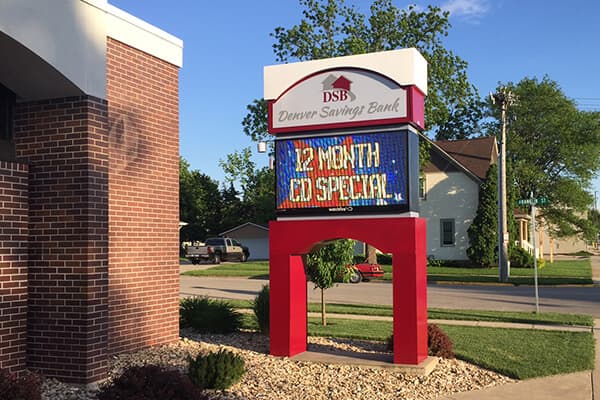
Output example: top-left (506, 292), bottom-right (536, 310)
top-left (264, 48), bottom-right (427, 100)
top-left (103, 1), bottom-right (183, 67)
top-left (0, 0), bottom-right (108, 99)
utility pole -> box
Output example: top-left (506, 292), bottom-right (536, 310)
top-left (491, 89), bottom-right (516, 283)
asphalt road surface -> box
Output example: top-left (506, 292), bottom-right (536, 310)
top-left (180, 275), bottom-right (600, 317)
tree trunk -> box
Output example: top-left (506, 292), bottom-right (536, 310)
top-left (366, 243), bottom-right (377, 264)
top-left (321, 287), bottom-right (326, 326)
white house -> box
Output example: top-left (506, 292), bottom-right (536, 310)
top-left (420, 136), bottom-right (497, 261)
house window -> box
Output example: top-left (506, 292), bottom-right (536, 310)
top-left (440, 219), bottom-right (455, 246)
top-left (419, 176), bottom-right (426, 199)
top-left (0, 84), bottom-right (16, 161)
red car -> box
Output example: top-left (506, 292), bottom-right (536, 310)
top-left (347, 263), bottom-right (384, 283)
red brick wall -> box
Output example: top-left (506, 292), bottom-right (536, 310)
top-left (0, 161), bottom-right (28, 374)
top-left (106, 38), bottom-right (180, 355)
top-left (14, 96), bottom-right (109, 383)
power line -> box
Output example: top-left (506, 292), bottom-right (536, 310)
top-left (573, 98), bottom-right (600, 111)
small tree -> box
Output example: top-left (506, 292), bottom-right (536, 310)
top-left (467, 163), bottom-right (498, 267)
top-left (305, 239), bottom-right (355, 326)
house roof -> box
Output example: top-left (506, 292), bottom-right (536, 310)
top-left (429, 136), bottom-right (498, 181)
top-left (220, 222), bottom-right (269, 236)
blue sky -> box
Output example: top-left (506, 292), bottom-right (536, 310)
top-left (110, 0), bottom-right (600, 195)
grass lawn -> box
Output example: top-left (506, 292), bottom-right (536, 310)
top-left (182, 262), bottom-right (269, 279)
top-left (441, 324), bottom-right (595, 379)
top-left (226, 299), bottom-right (593, 326)
top-left (183, 259), bottom-right (592, 285)
top-left (380, 258), bottom-right (592, 285)
top-left (239, 314), bottom-right (594, 379)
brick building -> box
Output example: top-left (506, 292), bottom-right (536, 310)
top-left (0, 0), bottom-right (183, 383)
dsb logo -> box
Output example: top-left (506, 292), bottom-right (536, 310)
top-left (321, 75), bottom-right (355, 103)
top-left (323, 90), bottom-right (349, 103)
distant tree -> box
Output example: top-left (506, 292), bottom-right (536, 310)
top-left (220, 148), bottom-right (256, 196)
top-left (179, 157), bottom-right (222, 242)
top-left (241, 99), bottom-right (269, 145)
top-left (488, 77), bottom-right (600, 238)
top-left (467, 164), bottom-right (498, 267)
top-left (305, 239), bottom-right (355, 325)
top-left (245, 167), bottom-right (276, 226)
top-left (242, 0), bottom-right (482, 144)
top-left (586, 209), bottom-right (600, 242)
top-left (220, 147), bottom-right (275, 227)
top-left (219, 183), bottom-right (246, 232)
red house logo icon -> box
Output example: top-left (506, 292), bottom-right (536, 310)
top-left (322, 74), bottom-right (356, 103)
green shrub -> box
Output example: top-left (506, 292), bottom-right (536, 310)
top-left (427, 256), bottom-right (444, 267)
top-left (187, 350), bottom-right (245, 390)
top-left (0, 369), bottom-right (41, 400)
top-left (253, 284), bottom-right (270, 335)
top-left (98, 365), bottom-right (206, 400)
top-left (537, 257), bottom-right (546, 269)
top-left (466, 163), bottom-right (499, 268)
top-left (510, 246), bottom-right (534, 268)
top-left (386, 324), bottom-right (455, 359)
top-left (180, 297), bottom-right (242, 334)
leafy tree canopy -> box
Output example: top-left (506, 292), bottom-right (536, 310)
top-left (180, 153), bottom-right (274, 242)
top-left (219, 148), bottom-right (276, 227)
top-left (305, 239), bottom-right (355, 325)
top-left (305, 239), bottom-right (354, 290)
top-left (242, 0), bottom-right (482, 143)
top-left (179, 157), bottom-right (223, 241)
top-left (488, 76), bottom-right (600, 238)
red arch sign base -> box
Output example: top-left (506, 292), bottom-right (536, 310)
top-left (269, 217), bottom-right (428, 365)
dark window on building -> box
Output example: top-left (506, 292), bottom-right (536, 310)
top-left (419, 176), bottom-right (426, 200)
top-left (440, 219), bottom-right (455, 246)
top-left (0, 84), bottom-right (16, 160)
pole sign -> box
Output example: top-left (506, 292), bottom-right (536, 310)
top-left (265, 49), bottom-right (427, 219)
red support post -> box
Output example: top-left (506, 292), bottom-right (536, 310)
top-left (269, 223), bottom-right (307, 357)
top-left (393, 218), bottom-right (428, 364)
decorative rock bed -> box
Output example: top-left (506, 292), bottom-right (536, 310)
top-left (42, 330), bottom-right (514, 400)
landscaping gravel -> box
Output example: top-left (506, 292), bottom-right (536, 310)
top-left (41, 330), bottom-right (514, 400)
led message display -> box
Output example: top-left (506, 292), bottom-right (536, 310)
top-left (275, 131), bottom-right (409, 216)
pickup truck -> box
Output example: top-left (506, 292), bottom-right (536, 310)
top-left (185, 237), bottom-right (249, 264)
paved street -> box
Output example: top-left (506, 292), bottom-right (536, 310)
top-left (180, 274), bottom-right (600, 317)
